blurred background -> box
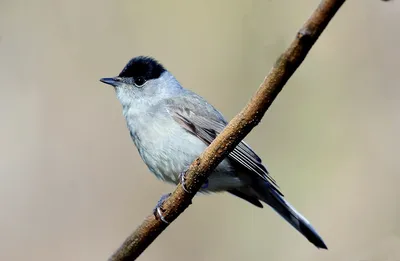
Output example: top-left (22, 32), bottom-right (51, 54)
top-left (1, 0), bottom-right (400, 260)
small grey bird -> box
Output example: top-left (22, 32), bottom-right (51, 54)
top-left (100, 56), bottom-right (327, 249)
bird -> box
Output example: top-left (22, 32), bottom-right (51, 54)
top-left (100, 56), bottom-right (327, 249)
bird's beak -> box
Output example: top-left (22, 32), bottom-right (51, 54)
top-left (100, 77), bottom-right (121, 87)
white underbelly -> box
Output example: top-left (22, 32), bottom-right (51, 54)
top-left (133, 118), bottom-right (242, 191)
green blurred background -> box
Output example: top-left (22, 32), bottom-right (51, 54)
top-left (1, 0), bottom-right (400, 260)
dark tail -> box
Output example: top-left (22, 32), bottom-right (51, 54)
top-left (253, 183), bottom-right (327, 249)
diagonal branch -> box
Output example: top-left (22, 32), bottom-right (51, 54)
top-left (109, 0), bottom-right (346, 260)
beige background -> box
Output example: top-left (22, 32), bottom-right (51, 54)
top-left (1, 0), bottom-right (400, 260)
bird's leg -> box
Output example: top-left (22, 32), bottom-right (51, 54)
top-left (201, 179), bottom-right (209, 189)
top-left (179, 170), bottom-right (209, 193)
top-left (153, 193), bottom-right (171, 224)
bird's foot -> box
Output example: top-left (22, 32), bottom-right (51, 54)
top-left (179, 171), bottom-right (209, 193)
top-left (179, 171), bottom-right (190, 193)
top-left (153, 193), bottom-right (171, 224)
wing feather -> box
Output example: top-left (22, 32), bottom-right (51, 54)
top-left (165, 98), bottom-right (281, 195)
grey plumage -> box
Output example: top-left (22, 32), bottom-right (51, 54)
top-left (100, 56), bottom-right (327, 249)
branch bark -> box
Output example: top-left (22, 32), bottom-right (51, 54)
top-left (109, 0), bottom-right (346, 260)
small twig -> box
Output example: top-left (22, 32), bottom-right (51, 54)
top-left (108, 0), bottom-right (346, 260)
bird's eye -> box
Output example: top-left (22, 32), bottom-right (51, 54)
top-left (134, 77), bottom-right (146, 87)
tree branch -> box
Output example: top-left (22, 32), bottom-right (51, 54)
top-left (109, 0), bottom-right (346, 260)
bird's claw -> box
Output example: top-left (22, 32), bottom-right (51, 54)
top-left (179, 171), bottom-right (190, 193)
top-left (179, 171), bottom-right (209, 193)
top-left (153, 193), bottom-right (171, 224)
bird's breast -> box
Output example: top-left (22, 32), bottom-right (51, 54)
top-left (125, 108), bottom-right (242, 191)
top-left (127, 111), bottom-right (206, 183)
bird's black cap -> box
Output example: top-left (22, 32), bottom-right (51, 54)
top-left (118, 56), bottom-right (166, 81)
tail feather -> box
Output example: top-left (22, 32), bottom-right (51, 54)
top-left (253, 184), bottom-right (327, 249)
top-left (228, 188), bottom-right (263, 208)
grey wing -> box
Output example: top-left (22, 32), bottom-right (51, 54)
top-left (164, 94), bottom-right (282, 195)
